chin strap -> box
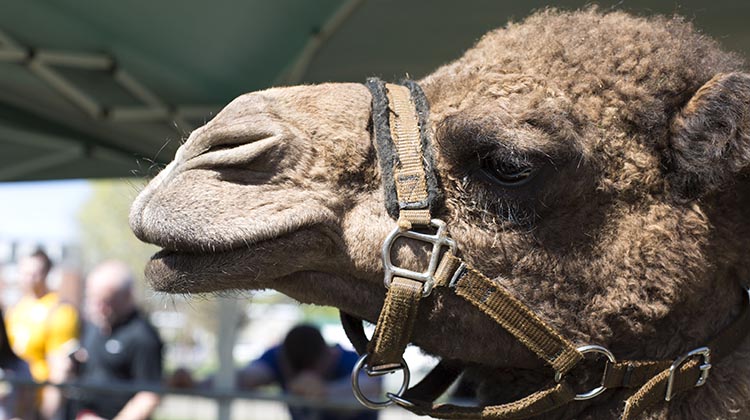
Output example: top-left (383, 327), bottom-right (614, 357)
top-left (345, 78), bottom-right (750, 419)
top-left (344, 263), bottom-right (750, 419)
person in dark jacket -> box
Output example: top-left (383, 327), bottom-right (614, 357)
top-left (69, 261), bottom-right (163, 420)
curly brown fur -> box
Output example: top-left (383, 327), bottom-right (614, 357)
top-left (131, 7), bottom-right (750, 419)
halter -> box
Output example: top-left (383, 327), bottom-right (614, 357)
top-left (342, 78), bottom-right (750, 419)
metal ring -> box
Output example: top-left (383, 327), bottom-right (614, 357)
top-left (387, 392), bottom-right (416, 408)
top-left (351, 355), bottom-right (411, 409)
top-left (554, 344), bottom-right (616, 401)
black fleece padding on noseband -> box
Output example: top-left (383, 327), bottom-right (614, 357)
top-left (403, 80), bottom-right (443, 214)
top-left (365, 77), bottom-right (443, 220)
top-left (366, 78), bottom-right (400, 219)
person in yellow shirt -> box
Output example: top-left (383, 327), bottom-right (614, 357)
top-left (6, 249), bottom-right (80, 419)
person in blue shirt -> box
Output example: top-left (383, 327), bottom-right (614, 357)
top-left (236, 324), bottom-right (379, 420)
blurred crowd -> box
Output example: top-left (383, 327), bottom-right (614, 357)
top-left (0, 250), bottom-right (388, 420)
top-left (2, 251), bottom-right (162, 420)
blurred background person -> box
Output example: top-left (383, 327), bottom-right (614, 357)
top-left (0, 308), bottom-right (35, 420)
top-left (237, 324), bottom-right (380, 420)
top-left (173, 323), bottom-right (380, 420)
top-left (68, 260), bottom-right (163, 420)
top-left (6, 249), bottom-right (79, 419)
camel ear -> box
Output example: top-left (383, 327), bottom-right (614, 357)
top-left (668, 72), bottom-right (750, 198)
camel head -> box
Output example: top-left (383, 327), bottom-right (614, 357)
top-left (131, 9), bottom-right (750, 418)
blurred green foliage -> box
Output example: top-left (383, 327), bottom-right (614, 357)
top-left (76, 179), bottom-right (226, 317)
top-left (77, 179), bottom-right (156, 299)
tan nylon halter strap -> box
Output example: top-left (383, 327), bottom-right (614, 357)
top-left (367, 276), bottom-right (422, 370)
top-left (365, 81), bottom-right (581, 376)
top-left (402, 382), bottom-right (577, 420)
top-left (366, 78), bottom-right (442, 223)
top-left (385, 83), bottom-right (432, 230)
top-left (352, 78), bottom-right (585, 419)
top-left (619, 287), bottom-right (750, 419)
top-left (364, 81), bottom-right (436, 372)
top-left (437, 252), bottom-right (583, 374)
top-left (353, 77), bottom-right (750, 419)
top-left (429, 254), bottom-right (750, 419)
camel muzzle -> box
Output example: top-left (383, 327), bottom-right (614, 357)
top-left (339, 78), bottom-right (750, 420)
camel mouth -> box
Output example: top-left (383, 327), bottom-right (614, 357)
top-left (144, 227), bottom-right (346, 295)
top-left (145, 248), bottom-right (259, 294)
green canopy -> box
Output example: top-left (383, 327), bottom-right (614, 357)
top-left (1, 0), bottom-right (748, 181)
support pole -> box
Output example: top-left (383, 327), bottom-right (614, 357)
top-left (215, 297), bottom-right (241, 420)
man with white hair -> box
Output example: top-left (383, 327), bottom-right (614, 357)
top-left (70, 260), bottom-right (163, 420)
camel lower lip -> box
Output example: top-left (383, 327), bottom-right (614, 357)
top-left (144, 229), bottom-right (339, 294)
top-left (145, 248), bottom-right (250, 294)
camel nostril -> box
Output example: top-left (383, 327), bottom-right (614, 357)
top-left (185, 133), bottom-right (288, 173)
top-left (204, 142), bottom-right (239, 154)
top-left (197, 128), bottom-right (278, 158)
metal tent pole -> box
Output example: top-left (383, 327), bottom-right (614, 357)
top-left (215, 296), bottom-right (241, 420)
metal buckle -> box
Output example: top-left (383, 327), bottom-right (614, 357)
top-left (351, 355), bottom-right (411, 409)
top-left (382, 218), bottom-right (457, 297)
top-left (665, 347), bottom-right (711, 401)
top-left (554, 344), bottom-right (616, 401)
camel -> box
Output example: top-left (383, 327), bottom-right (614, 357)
top-left (130, 8), bottom-right (750, 419)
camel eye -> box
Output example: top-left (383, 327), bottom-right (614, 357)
top-left (479, 159), bottom-right (536, 187)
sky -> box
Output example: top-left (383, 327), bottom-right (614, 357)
top-left (0, 179), bottom-right (92, 242)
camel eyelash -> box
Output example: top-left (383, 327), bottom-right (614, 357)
top-left (477, 155), bottom-right (539, 188)
top-left (458, 173), bottom-right (539, 226)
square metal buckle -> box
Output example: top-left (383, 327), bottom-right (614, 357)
top-left (381, 219), bottom-right (456, 297)
top-left (665, 347), bottom-right (711, 401)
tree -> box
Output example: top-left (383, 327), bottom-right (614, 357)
top-left (77, 179), bottom-right (157, 303)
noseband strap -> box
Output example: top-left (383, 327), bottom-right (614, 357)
top-left (366, 78), bottom-right (442, 228)
top-left (342, 78), bottom-right (750, 419)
